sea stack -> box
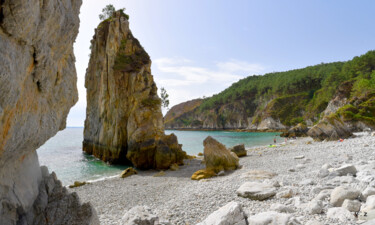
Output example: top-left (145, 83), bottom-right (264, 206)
top-left (83, 11), bottom-right (186, 169)
top-left (0, 0), bottom-right (98, 224)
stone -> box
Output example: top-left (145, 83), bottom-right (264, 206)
top-left (240, 170), bottom-right (277, 180)
top-left (120, 167), bottom-right (138, 178)
top-left (307, 117), bottom-right (352, 141)
top-left (0, 0), bottom-right (98, 224)
top-left (83, 11), bottom-right (186, 169)
top-left (296, 164), bottom-right (305, 170)
top-left (315, 189), bottom-right (333, 201)
top-left (263, 179), bottom-right (281, 187)
top-left (330, 186), bottom-right (360, 207)
top-left (285, 197), bottom-right (301, 207)
top-left (69, 181), bottom-right (89, 188)
top-left (362, 187), bottom-right (375, 200)
top-left (121, 206), bottom-right (159, 225)
top-left (247, 211), bottom-right (301, 225)
top-left (191, 169), bottom-right (216, 180)
top-left (237, 182), bottom-right (276, 200)
top-left (229, 144), bottom-right (247, 157)
top-left (363, 195), bottom-right (375, 212)
top-left (217, 171), bottom-right (225, 176)
top-left (203, 136), bottom-right (239, 173)
top-left (294, 155), bottom-right (305, 159)
top-left (329, 175), bottom-right (356, 185)
top-left (153, 171), bottom-right (166, 177)
top-left (270, 203), bottom-right (295, 213)
top-left (321, 163), bottom-right (333, 170)
top-left (276, 189), bottom-right (293, 198)
top-left (169, 163), bottom-right (179, 171)
top-left (342, 199), bottom-right (361, 212)
top-left (196, 202), bottom-right (247, 225)
top-left (359, 210), bottom-right (375, 221)
top-left (305, 220), bottom-right (323, 225)
top-left (299, 179), bottom-right (316, 186)
top-left (333, 164), bottom-right (357, 176)
top-left (327, 207), bottom-right (355, 222)
top-left (317, 168), bottom-right (329, 178)
top-left (306, 200), bottom-right (323, 214)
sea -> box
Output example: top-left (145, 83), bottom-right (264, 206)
top-left (37, 128), bottom-right (283, 185)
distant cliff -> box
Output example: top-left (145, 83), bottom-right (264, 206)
top-left (165, 51), bottom-right (375, 131)
top-left (83, 11), bottom-right (186, 170)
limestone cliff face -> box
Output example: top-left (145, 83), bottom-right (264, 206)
top-left (164, 99), bottom-right (288, 131)
top-left (0, 0), bottom-right (98, 224)
top-left (83, 11), bottom-right (186, 169)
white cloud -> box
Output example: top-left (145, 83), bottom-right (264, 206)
top-left (216, 60), bottom-right (264, 74)
top-left (154, 58), bottom-right (264, 87)
top-left (153, 58), bottom-right (265, 111)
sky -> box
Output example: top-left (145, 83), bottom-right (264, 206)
top-left (67, 0), bottom-right (375, 127)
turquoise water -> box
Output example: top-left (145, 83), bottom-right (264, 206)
top-left (37, 128), bottom-right (282, 185)
top-left (165, 130), bottom-right (283, 155)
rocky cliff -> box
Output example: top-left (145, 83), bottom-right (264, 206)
top-left (83, 11), bottom-right (186, 170)
top-left (165, 51), bottom-right (375, 132)
top-left (0, 0), bottom-right (98, 224)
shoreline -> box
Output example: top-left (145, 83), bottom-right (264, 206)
top-left (72, 132), bottom-right (375, 224)
top-left (166, 128), bottom-right (288, 133)
top-left (65, 137), bottom-right (290, 188)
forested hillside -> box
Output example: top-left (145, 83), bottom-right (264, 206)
top-left (165, 50), bottom-right (375, 130)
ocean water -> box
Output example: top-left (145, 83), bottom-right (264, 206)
top-left (37, 128), bottom-right (283, 185)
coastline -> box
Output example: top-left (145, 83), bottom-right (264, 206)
top-left (165, 128), bottom-right (288, 133)
top-left (72, 132), bottom-right (375, 224)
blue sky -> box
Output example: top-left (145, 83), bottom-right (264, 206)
top-left (68, 0), bottom-right (375, 126)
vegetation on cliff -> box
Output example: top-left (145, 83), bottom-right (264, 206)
top-left (165, 50), bottom-right (375, 129)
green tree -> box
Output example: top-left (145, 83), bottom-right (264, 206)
top-left (99, 4), bottom-right (116, 21)
top-left (160, 87), bottom-right (170, 109)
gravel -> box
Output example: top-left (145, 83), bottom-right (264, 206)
top-left (72, 132), bottom-right (375, 225)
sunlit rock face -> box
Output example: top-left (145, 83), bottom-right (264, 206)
top-left (83, 11), bottom-right (186, 170)
top-left (0, 0), bottom-right (98, 224)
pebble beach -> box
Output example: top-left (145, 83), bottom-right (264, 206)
top-left (73, 132), bottom-right (375, 225)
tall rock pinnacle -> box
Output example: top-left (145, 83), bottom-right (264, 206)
top-left (83, 11), bottom-right (186, 169)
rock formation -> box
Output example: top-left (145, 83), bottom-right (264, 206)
top-left (307, 117), bottom-right (353, 141)
top-left (83, 11), bottom-right (186, 169)
top-left (0, 0), bottom-right (98, 224)
top-left (229, 144), bottom-right (247, 157)
top-left (203, 136), bottom-right (239, 172)
top-left (281, 123), bottom-right (309, 138)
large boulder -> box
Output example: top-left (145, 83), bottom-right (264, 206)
top-left (203, 136), bottom-right (239, 173)
top-left (307, 117), bottom-right (352, 141)
top-left (0, 0), bottom-right (97, 224)
top-left (281, 123), bottom-right (309, 137)
top-left (83, 11), bottom-right (186, 169)
top-left (229, 144), bottom-right (247, 157)
top-left (330, 186), bottom-right (360, 207)
top-left (196, 202), bottom-right (247, 225)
